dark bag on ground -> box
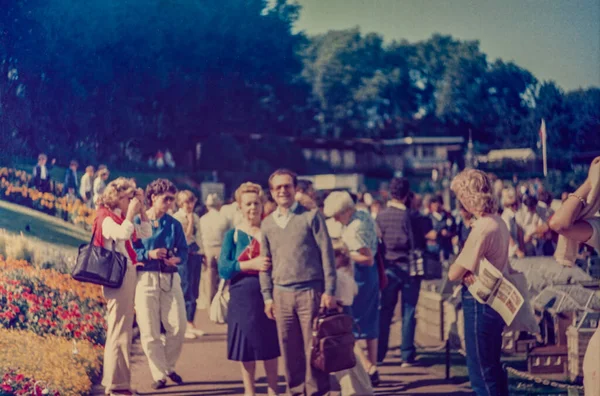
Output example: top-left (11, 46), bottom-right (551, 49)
top-left (310, 309), bottom-right (356, 373)
top-left (71, 229), bottom-right (127, 288)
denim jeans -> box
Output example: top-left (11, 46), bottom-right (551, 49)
top-left (377, 263), bottom-right (421, 363)
top-left (178, 253), bottom-right (202, 322)
top-left (462, 289), bottom-right (508, 396)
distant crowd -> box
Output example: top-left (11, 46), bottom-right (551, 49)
top-left (27, 151), bottom-right (599, 396)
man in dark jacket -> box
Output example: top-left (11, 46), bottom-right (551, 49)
top-left (376, 177), bottom-right (421, 367)
top-left (63, 160), bottom-right (79, 197)
top-left (32, 153), bottom-right (55, 193)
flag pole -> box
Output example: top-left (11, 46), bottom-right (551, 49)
top-left (541, 119), bottom-right (547, 177)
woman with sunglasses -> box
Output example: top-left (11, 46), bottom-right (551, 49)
top-left (133, 179), bottom-right (189, 390)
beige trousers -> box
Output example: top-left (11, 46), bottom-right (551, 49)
top-left (102, 265), bottom-right (137, 391)
top-left (135, 272), bottom-right (187, 382)
top-left (198, 246), bottom-right (220, 309)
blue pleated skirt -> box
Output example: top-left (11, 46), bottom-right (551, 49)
top-left (227, 274), bottom-right (281, 362)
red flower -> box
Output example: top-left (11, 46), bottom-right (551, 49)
top-left (15, 374), bottom-right (24, 382)
top-left (1, 384), bottom-right (13, 392)
top-left (74, 330), bottom-right (82, 338)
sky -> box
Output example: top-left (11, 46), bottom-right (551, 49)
top-left (294, 0), bottom-right (600, 91)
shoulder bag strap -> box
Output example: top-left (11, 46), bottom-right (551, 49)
top-left (406, 211), bottom-right (416, 252)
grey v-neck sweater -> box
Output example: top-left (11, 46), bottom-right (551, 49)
top-left (259, 204), bottom-right (336, 301)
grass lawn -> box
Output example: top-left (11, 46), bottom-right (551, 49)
top-left (0, 200), bottom-right (89, 248)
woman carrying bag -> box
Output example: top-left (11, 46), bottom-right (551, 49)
top-left (95, 178), bottom-right (152, 396)
top-left (218, 182), bottom-right (280, 396)
top-left (133, 179), bottom-right (189, 390)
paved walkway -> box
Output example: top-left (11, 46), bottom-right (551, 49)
top-left (95, 309), bottom-right (474, 396)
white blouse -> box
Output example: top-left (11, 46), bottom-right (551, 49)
top-left (101, 211), bottom-right (152, 265)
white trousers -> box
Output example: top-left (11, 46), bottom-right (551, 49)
top-left (135, 272), bottom-right (186, 382)
top-left (333, 345), bottom-right (374, 396)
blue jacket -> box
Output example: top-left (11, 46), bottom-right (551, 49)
top-left (134, 214), bottom-right (188, 272)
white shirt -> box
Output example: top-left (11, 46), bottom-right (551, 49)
top-left (34, 165), bottom-right (48, 180)
top-left (93, 177), bottom-right (106, 202)
top-left (387, 201), bottom-right (407, 211)
top-left (515, 208), bottom-right (543, 238)
top-left (80, 173), bottom-right (93, 198)
top-left (335, 267), bottom-right (358, 306)
top-left (199, 209), bottom-right (229, 248)
top-left (220, 202), bottom-right (244, 229)
top-left (173, 209), bottom-right (203, 251)
top-left (101, 211), bottom-right (152, 265)
top-left (273, 201), bottom-right (298, 229)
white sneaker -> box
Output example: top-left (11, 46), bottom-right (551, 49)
top-left (190, 328), bottom-right (206, 336)
top-left (184, 330), bottom-right (197, 339)
top-left (400, 362), bottom-right (414, 368)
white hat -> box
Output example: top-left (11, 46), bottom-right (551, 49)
top-left (323, 190), bottom-right (354, 218)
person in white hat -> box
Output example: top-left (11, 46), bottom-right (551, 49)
top-left (323, 190), bottom-right (381, 387)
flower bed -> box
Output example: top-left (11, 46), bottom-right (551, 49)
top-left (1, 368), bottom-right (60, 396)
top-left (0, 329), bottom-right (102, 396)
top-left (0, 168), bottom-right (95, 229)
top-left (0, 256), bottom-right (105, 395)
top-left (0, 257), bottom-right (106, 345)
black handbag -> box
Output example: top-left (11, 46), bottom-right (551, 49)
top-left (71, 228), bottom-right (127, 288)
top-left (407, 214), bottom-right (441, 280)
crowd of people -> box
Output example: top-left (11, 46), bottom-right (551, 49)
top-left (29, 152), bottom-right (600, 396)
top-left (31, 153), bottom-right (111, 210)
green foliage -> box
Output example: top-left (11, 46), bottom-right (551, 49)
top-left (0, 2), bottom-right (598, 171)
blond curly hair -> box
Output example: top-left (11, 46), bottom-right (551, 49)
top-left (234, 182), bottom-right (265, 205)
top-left (97, 177), bottom-right (137, 209)
top-left (450, 169), bottom-right (498, 215)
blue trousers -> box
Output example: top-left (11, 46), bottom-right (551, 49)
top-left (178, 253), bottom-right (202, 322)
top-left (462, 289), bottom-right (508, 396)
top-left (377, 263), bottom-right (421, 363)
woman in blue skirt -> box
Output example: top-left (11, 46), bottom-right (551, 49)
top-left (324, 191), bottom-right (380, 387)
top-left (218, 182), bottom-right (280, 396)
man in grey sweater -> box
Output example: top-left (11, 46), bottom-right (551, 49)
top-left (260, 169), bottom-right (337, 396)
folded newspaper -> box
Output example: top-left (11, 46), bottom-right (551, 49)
top-left (468, 259), bottom-right (524, 326)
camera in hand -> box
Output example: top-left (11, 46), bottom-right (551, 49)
top-left (160, 248), bottom-right (179, 273)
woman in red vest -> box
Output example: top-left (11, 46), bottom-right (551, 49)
top-left (94, 178), bottom-right (152, 396)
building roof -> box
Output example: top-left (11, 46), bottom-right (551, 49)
top-left (511, 256), bottom-right (593, 296)
top-left (533, 284), bottom-right (600, 314)
top-left (486, 148), bottom-right (536, 162)
top-left (529, 345), bottom-right (568, 356)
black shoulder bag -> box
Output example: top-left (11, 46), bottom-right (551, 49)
top-left (71, 228), bottom-right (128, 288)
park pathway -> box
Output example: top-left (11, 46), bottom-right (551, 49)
top-left (95, 309), bottom-right (474, 396)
